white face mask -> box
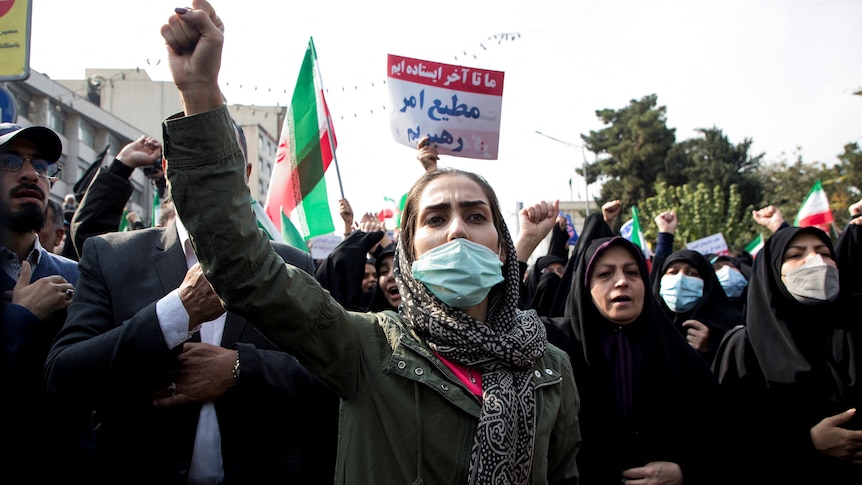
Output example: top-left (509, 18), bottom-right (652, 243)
top-left (715, 265), bottom-right (747, 298)
top-left (783, 254), bottom-right (840, 305)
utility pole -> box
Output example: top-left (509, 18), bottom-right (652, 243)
top-left (535, 131), bottom-right (590, 215)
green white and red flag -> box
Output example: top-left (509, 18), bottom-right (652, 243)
top-left (745, 233), bottom-right (764, 259)
top-left (794, 180), bottom-right (833, 232)
top-left (620, 206), bottom-right (652, 271)
top-left (378, 195), bottom-right (406, 223)
top-left (265, 37), bottom-right (338, 248)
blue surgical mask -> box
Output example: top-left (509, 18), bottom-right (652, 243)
top-left (659, 273), bottom-right (704, 313)
top-left (411, 238), bottom-right (504, 309)
top-left (715, 265), bottom-right (748, 298)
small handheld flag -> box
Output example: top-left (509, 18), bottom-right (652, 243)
top-left (745, 233), bottom-right (764, 259)
top-left (794, 180), bottom-right (833, 233)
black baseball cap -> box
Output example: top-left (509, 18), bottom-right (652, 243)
top-left (0, 123), bottom-right (63, 162)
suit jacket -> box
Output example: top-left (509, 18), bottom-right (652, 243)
top-left (49, 159), bottom-right (337, 485)
top-left (45, 222), bottom-right (338, 485)
top-left (69, 160), bottom-right (137, 260)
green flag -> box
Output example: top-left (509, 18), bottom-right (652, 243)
top-left (281, 211), bottom-right (310, 253)
top-left (630, 206), bottom-right (644, 250)
top-left (264, 37), bottom-right (337, 242)
top-left (745, 233), bottom-right (764, 258)
top-left (151, 191), bottom-right (161, 228)
top-left (251, 197), bottom-right (286, 243)
top-left (118, 208), bottom-right (129, 232)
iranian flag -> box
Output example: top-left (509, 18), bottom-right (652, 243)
top-left (377, 196), bottom-right (397, 222)
top-left (379, 194), bottom-right (407, 227)
top-left (620, 206), bottom-right (652, 270)
top-left (745, 233), bottom-right (764, 259)
top-left (265, 37), bottom-right (337, 249)
top-left (794, 180), bottom-right (833, 232)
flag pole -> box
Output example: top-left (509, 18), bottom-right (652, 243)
top-left (310, 38), bottom-right (345, 200)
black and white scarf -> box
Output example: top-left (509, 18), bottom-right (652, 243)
top-left (395, 224), bottom-right (548, 485)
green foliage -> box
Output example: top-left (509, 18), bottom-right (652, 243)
top-left (581, 94), bottom-right (676, 209)
top-left (662, 127), bottom-right (764, 217)
top-left (755, 152), bottom-right (848, 228)
top-left (836, 142), bottom-right (862, 192)
top-left (583, 94), bottom-right (861, 240)
top-left (826, 143), bottom-right (862, 228)
top-left (640, 182), bottom-right (758, 252)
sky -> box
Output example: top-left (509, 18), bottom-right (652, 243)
top-left (28, 0), bottom-right (862, 234)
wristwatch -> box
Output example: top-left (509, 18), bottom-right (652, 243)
top-left (232, 351), bottom-right (241, 380)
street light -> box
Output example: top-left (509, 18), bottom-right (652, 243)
top-left (535, 130), bottom-right (590, 215)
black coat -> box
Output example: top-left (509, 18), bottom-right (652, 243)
top-left (544, 214), bottom-right (729, 485)
top-left (713, 225), bottom-right (862, 484)
top-left (47, 163), bottom-right (338, 484)
top-left (314, 230), bottom-right (383, 311)
top-left (650, 249), bottom-right (744, 366)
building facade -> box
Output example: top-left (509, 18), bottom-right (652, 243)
top-left (2, 68), bottom-right (285, 226)
top-left (2, 69), bottom-right (153, 222)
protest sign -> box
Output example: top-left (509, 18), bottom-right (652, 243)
top-left (387, 54), bottom-right (504, 159)
top-left (685, 233), bottom-right (729, 256)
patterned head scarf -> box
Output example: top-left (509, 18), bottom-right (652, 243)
top-left (394, 214), bottom-right (548, 485)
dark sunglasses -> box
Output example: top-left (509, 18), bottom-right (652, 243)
top-left (0, 152), bottom-right (62, 178)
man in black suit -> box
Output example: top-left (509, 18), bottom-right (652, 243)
top-left (45, 129), bottom-right (338, 484)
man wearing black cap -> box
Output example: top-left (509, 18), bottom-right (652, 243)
top-left (0, 122), bottom-right (89, 482)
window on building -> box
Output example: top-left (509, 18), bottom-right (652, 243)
top-left (66, 157), bottom-right (82, 181)
top-left (47, 104), bottom-right (66, 135)
top-left (106, 134), bottom-right (121, 156)
top-left (5, 84), bottom-right (30, 119)
top-left (79, 121), bottom-right (95, 148)
top-left (258, 173), bottom-right (267, 200)
top-left (266, 139), bottom-right (276, 157)
top-left (56, 154), bottom-right (67, 181)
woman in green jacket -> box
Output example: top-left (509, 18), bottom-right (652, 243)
top-left (159, 3), bottom-right (580, 484)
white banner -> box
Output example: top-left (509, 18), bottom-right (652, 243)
top-left (387, 54), bottom-right (504, 160)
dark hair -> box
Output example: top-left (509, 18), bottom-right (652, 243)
top-left (399, 167), bottom-right (505, 262)
top-left (158, 197), bottom-right (176, 227)
top-left (45, 198), bottom-right (64, 228)
top-left (231, 119), bottom-right (249, 164)
top-left (374, 242), bottom-right (397, 273)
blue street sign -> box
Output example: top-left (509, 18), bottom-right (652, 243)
top-left (0, 86), bottom-right (17, 123)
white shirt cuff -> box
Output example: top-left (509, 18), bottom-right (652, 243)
top-left (156, 289), bottom-right (199, 349)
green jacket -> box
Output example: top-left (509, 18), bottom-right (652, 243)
top-left (164, 106), bottom-right (580, 485)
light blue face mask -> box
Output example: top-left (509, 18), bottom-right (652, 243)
top-left (715, 265), bottom-right (748, 298)
top-left (411, 238), bottom-right (504, 309)
top-left (659, 272), bottom-right (704, 313)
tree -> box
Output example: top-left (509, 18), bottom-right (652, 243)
top-left (640, 182), bottom-right (757, 252)
top-left (757, 150), bottom-right (831, 224)
top-left (835, 142), bottom-right (862, 191)
top-left (756, 146), bottom-right (862, 234)
top-left (581, 94), bottom-right (676, 209)
top-left (662, 127), bottom-right (764, 218)
top-left (582, 94), bottom-right (860, 237)
top-left (810, 142), bottom-right (862, 230)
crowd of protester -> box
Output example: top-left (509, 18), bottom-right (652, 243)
top-left (2, 1), bottom-right (862, 484)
